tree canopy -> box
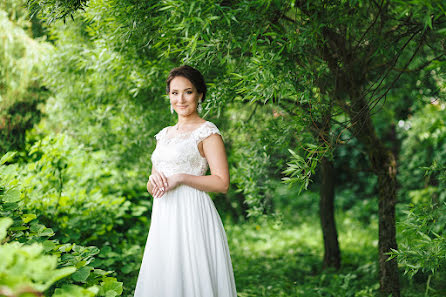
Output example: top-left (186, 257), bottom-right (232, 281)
top-left (1, 0), bottom-right (445, 296)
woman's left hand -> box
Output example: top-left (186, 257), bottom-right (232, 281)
top-left (156, 174), bottom-right (184, 198)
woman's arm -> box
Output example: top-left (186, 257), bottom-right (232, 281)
top-left (163, 133), bottom-right (229, 195)
top-left (181, 133), bottom-right (229, 193)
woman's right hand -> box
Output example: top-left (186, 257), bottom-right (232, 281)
top-left (148, 171), bottom-right (168, 198)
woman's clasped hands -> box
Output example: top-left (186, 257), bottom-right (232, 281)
top-left (147, 171), bottom-right (183, 198)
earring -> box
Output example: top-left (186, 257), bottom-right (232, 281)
top-left (197, 100), bottom-right (202, 113)
top-left (170, 105), bottom-right (174, 114)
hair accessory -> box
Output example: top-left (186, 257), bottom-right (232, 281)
top-left (197, 100), bottom-right (202, 113)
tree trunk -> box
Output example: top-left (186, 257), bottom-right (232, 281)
top-left (319, 156), bottom-right (341, 269)
top-left (374, 146), bottom-right (399, 297)
top-left (348, 94), bottom-right (400, 297)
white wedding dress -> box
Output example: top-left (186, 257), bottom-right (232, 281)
top-left (134, 121), bottom-right (237, 297)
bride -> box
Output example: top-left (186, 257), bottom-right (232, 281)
top-left (133, 65), bottom-right (238, 297)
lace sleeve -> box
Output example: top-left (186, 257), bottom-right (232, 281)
top-left (154, 127), bottom-right (167, 141)
top-left (195, 121), bottom-right (222, 144)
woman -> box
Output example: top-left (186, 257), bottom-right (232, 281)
top-left (133, 65), bottom-right (238, 297)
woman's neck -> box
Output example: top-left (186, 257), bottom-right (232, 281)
top-left (177, 113), bottom-right (203, 126)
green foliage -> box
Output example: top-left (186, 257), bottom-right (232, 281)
top-left (391, 200), bottom-right (446, 275)
top-left (390, 196), bottom-right (446, 296)
top-left (282, 143), bottom-right (331, 195)
top-left (52, 284), bottom-right (98, 297)
top-left (4, 0), bottom-right (445, 296)
top-left (226, 212), bottom-right (446, 296)
top-left (0, 134), bottom-right (136, 296)
top-left (425, 159), bottom-right (446, 184)
top-left (397, 103), bottom-right (446, 202)
top-left (1, 0), bottom-right (48, 37)
top-left (225, 104), bottom-right (302, 217)
top-left (388, 102), bottom-right (446, 294)
top-left (0, 217), bottom-right (85, 297)
top-left (0, 207), bottom-right (114, 297)
top-left (3, 133), bottom-right (131, 245)
top-left (226, 214), bottom-right (382, 297)
top-left (30, 3), bottom-right (175, 203)
top-left (0, 7), bottom-right (52, 155)
top-left (27, 0), bottom-right (89, 25)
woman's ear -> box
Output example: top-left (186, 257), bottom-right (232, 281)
top-left (198, 93), bottom-right (203, 102)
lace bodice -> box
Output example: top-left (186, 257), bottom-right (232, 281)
top-left (151, 121), bottom-right (222, 177)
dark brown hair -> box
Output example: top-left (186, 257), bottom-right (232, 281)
top-left (166, 65), bottom-right (207, 102)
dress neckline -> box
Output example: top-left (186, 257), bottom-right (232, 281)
top-left (164, 120), bottom-right (208, 141)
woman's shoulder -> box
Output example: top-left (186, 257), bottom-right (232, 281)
top-left (154, 125), bottom-right (173, 141)
top-left (196, 120), bottom-right (222, 143)
top-left (202, 120), bottom-right (219, 129)
top-left (199, 120), bottom-right (221, 133)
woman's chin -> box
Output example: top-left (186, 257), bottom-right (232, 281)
top-left (175, 109), bottom-right (195, 116)
top-left (175, 107), bottom-right (196, 116)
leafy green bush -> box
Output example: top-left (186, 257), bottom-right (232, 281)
top-left (0, 217), bottom-right (95, 297)
top-left (3, 133), bottom-right (131, 245)
top-left (390, 102), bottom-right (446, 295)
top-left (226, 104), bottom-right (304, 218)
top-left (0, 144), bottom-right (132, 296)
top-left (391, 198), bottom-right (446, 296)
top-left (397, 103), bottom-right (446, 203)
top-left (0, 152), bottom-right (124, 296)
top-left (0, 8), bottom-right (51, 155)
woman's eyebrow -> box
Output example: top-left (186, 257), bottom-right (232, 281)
top-left (171, 87), bottom-right (193, 91)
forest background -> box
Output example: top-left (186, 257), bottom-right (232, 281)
top-left (1, 0), bottom-right (445, 296)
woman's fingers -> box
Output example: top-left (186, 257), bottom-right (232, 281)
top-left (149, 176), bottom-right (157, 196)
top-left (153, 186), bottom-right (161, 198)
top-left (157, 182), bottom-right (165, 198)
top-left (149, 172), bottom-right (169, 198)
top-left (155, 173), bottom-right (166, 192)
top-left (153, 173), bottom-right (167, 193)
top-left (160, 172), bottom-right (168, 189)
top-left (152, 184), bottom-right (166, 199)
top-left (149, 176), bottom-right (156, 192)
top-left (152, 175), bottom-right (163, 192)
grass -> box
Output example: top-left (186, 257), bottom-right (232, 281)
top-left (224, 211), bottom-right (435, 297)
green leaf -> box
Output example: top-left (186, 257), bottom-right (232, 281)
top-left (48, 266), bottom-right (77, 286)
top-left (42, 240), bottom-right (57, 252)
top-left (22, 214), bottom-right (37, 223)
top-left (53, 284), bottom-right (97, 297)
top-left (0, 217), bottom-right (13, 241)
top-left (72, 266), bottom-right (92, 283)
top-left (39, 228), bottom-right (55, 237)
top-left (0, 151), bottom-right (17, 165)
top-left (3, 188), bottom-right (21, 203)
top-left (99, 277), bottom-right (123, 297)
top-left (2, 202), bottom-right (19, 211)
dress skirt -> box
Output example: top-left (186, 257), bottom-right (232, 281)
top-left (134, 184), bottom-right (237, 297)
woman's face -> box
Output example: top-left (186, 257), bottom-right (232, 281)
top-left (169, 76), bottom-right (203, 117)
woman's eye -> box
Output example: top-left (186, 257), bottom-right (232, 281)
top-left (187, 91), bottom-right (192, 94)
top-left (172, 92), bottom-right (177, 95)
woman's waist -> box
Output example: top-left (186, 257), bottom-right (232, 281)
top-left (160, 170), bottom-right (206, 178)
top-left (168, 184), bottom-right (204, 193)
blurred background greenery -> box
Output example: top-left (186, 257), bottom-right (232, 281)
top-left (1, 0), bottom-right (445, 296)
